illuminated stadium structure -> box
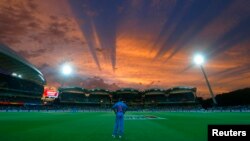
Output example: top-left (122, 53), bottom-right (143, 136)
top-left (56, 86), bottom-right (197, 109)
top-left (0, 44), bottom-right (46, 106)
top-left (58, 87), bottom-right (87, 103)
top-left (88, 88), bottom-right (111, 107)
top-left (0, 44), bottom-right (45, 85)
top-left (112, 88), bottom-right (143, 107)
top-left (144, 88), bottom-right (169, 106)
top-left (58, 87), bottom-right (111, 107)
top-left (168, 86), bottom-right (197, 103)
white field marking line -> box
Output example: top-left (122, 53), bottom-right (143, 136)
top-left (124, 115), bottom-right (166, 120)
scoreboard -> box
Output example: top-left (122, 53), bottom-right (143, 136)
top-left (43, 86), bottom-right (59, 98)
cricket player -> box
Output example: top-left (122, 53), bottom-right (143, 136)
top-left (112, 98), bottom-right (128, 139)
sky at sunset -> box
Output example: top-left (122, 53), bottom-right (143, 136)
top-left (0, 0), bottom-right (250, 98)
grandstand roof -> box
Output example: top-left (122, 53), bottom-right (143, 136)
top-left (89, 88), bottom-right (110, 95)
top-left (0, 44), bottom-right (45, 85)
top-left (58, 87), bottom-right (87, 94)
top-left (170, 86), bottom-right (196, 90)
top-left (169, 86), bottom-right (197, 94)
top-left (115, 88), bottom-right (140, 94)
top-left (144, 88), bottom-right (168, 95)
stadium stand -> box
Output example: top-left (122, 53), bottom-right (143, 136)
top-left (143, 87), bottom-right (199, 111)
top-left (88, 88), bottom-right (111, 107)
top-left (0, 44), bottom-right (45, 107)
top-left (144, 88), bottom-right (168, 105)
top-left (57, 87), bottom-right (111, 109)
top-left (41, 86), bottom-right (200, 111)
top-left (113, 88), bottom-right (143, 109)
top-left (58, 87), bottom-right (87, 103)
top-left (168, 86), bottom-right (197, 103)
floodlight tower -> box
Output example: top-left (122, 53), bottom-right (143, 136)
top-left (193, 54), bottom-right (217, 105)
top-left (60, 63), bottom-right (73, 87)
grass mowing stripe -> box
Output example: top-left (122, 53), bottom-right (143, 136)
top-left (0, 112), bottom-right (250, 141)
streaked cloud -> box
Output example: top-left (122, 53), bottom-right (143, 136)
top-left (0, 0), bottom-right (249, 98)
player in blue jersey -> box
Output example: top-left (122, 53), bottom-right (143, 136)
top-left (112, 98), bottom-right (128, 139)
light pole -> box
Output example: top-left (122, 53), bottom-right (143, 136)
top-left (61, 63), bottom-right (72, 87)
top-left (193, 54), bottom-right (217, 105)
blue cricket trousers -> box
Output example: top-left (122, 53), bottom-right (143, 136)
top-left (113, 112), bottom-right (124, 136)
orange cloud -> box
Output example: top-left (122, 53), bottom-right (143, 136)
top-left (0, 0), bottom-right (249, 99)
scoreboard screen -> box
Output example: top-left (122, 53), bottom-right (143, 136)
top-left (43, 86), bottom-right (59, 98)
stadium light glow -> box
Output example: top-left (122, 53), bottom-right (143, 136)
top-left (61, 64), bottom-right (72, 75)
top-left (12, 72), bottom-right (22, 78)
top-left (11, 72), bottom-right (17, 76)
top-left (193, 54), bottom-right (204, 65)
top-left (60, 63), bottom-right (73, 87)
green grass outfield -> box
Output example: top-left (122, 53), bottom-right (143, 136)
top-left (0, 112), bottom-right (250, 141)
